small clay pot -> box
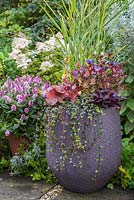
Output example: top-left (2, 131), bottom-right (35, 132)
top-left (8, 134), bottom-right (31, 156)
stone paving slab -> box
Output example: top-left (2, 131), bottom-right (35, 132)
top-left (0, 171), bottom-right (53, 200)
top-left (54, 187), bottom-right (134, 200)
top-left (0, 171), bottom-right (134, 200)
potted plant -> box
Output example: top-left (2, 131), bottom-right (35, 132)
top-left (0, 75), bottom-right (48, 155)
top-left (42, 54), bottom-right (124, 193)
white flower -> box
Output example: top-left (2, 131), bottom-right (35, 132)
top-left (40, 61), bottom-right (54, 71)
top-left (44, 36), bottom-right (56, 50)
top-left (36, 32), bottom-right (65, 53)
top-left (9, 49), bottom-right (21, 59)
top-left (12, 37), bottom-right (31, 49)
top-left (14, 53), bottom-right (31, 69)
top-left (36, 42), bottom-right (47, 53)
top-left (55, 32), bottom-right (63, 40)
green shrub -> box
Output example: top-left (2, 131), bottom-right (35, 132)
top-left (114, 3), bottom-right (134, 136)
top-left (120, 137), bottom-right (134, 189)
top-left (10, 128), bottom-right (56, 183)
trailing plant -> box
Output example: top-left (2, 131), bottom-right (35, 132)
top-left (44, 95), bottom-right (103, 180)
top-left (41, 53), bottom-right (124, 179)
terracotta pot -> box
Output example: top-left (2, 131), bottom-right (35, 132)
top-left (46, 107), bottom-right (121, 193)
top-left (8, 134), bottom-right (30, 156)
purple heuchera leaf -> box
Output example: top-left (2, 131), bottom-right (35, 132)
top-left (72, 70), bottom-right (78, 76)
top-left (94, 65), bottom-right (101, 72)
top-left (86, 59), bottom-right (94, 64)
top-left (112, 92), bottom-right (118, 98)
top-left (80, 69), bottom-right (84, 74)
top-left (107, 61), bottom-right (113, 65)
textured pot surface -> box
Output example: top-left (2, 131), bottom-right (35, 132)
top-left (46, 107), bottom-right (121, 193)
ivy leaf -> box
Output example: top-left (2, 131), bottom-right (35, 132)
top-left (120, 101), bottom-right (127, 115)
top-left (124, 121), bottom-right (134, 134)
top-left (127, 99), bottom-right (134, 110)
top-left (127, 111), bottom-right (134, 123)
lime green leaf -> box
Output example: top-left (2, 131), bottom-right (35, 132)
top-left (127, 111), bottom-right (134, 123)
top-left (127, 99), bottom-right (134, 110)
top-left (107, 183), bottom-right (114, 190)
top-left (124, 121), bottom-right (134, 134)
top-left (0, 52), bottom-right (5, 60)
top-left (120, 101), bottom-right (127, 115)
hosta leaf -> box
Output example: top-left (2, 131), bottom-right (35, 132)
top-left (124, 121), bottom-right (134, 135)
top-left (120, 101), bottom-right (127, 115)
top-left (121, 90), bottom-right (131, 97)
top-left (127, 111), bottom-right (134, 123)
top-left (127, 99), bottom-right (134, 110)
top-left (125, 75), bottom-right (134, 83)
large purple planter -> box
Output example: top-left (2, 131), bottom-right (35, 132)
top-left (46, 107), bottom-right (121, 193)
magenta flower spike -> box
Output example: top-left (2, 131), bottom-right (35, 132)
top-left (11, 105), bottom-right (17, 111)
top-left (20, 114), bottom-right (26, 121)
top-left (24, 108), bottom-right (29, 114)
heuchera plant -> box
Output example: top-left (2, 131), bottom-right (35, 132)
top-left (44, 54), bottom-right (124, 107)
top-left (0, 75), bottom-right (48, 137)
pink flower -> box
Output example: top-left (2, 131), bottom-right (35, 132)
top-left (24, 108), bottom-right (29, 114)
top-left (20, 114), bottom-right (26, 121)
top-left (3, 95), bottom-right (12, 103)
top-left (28, 101), bottom-right (33, 107)
top-left (5, 130), bottom-right (10, 137)
top-left (42, 83), bottom-right (50, 97)
top-left (32, 87), bottom-right (38, 95)
top-left (11, 105), bottom-right (17, 111)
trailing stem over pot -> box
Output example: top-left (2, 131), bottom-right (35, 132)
top-left (42, 53), bottom-right (124, 175)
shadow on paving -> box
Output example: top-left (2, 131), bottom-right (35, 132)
top-left (0, 171), bottom-right (53, 200)
top-left (0, 171), bottom-right (134, 200)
